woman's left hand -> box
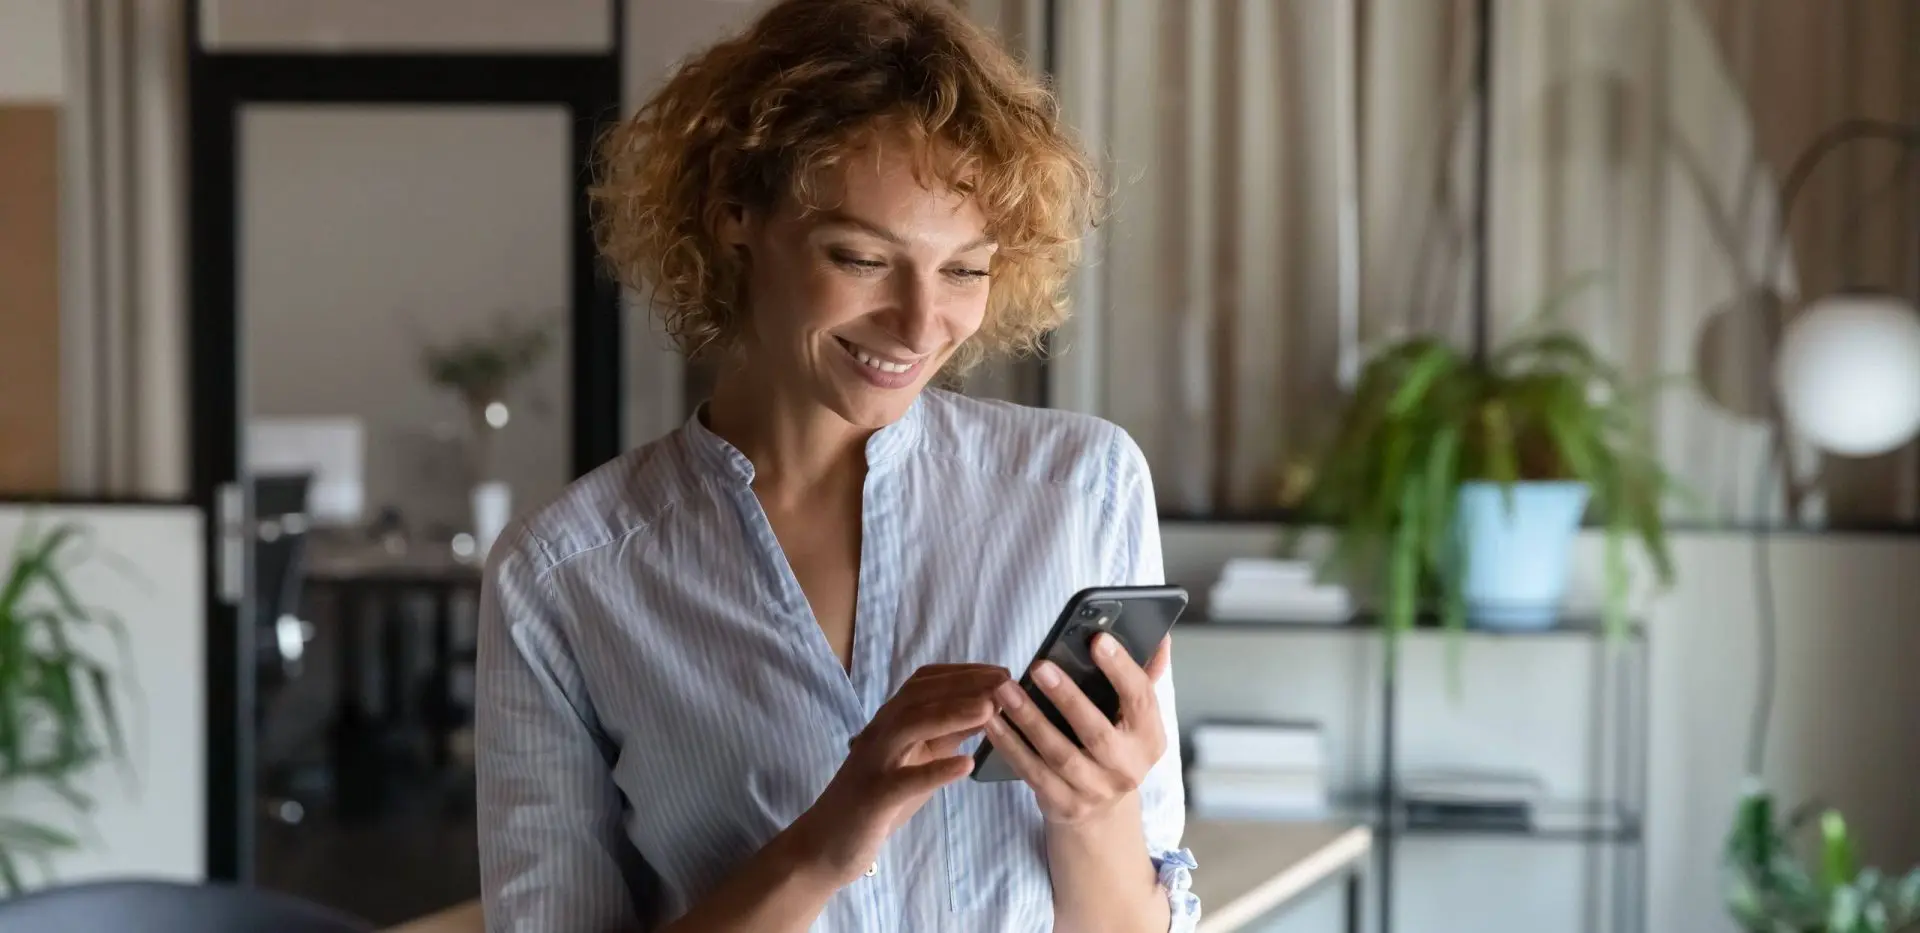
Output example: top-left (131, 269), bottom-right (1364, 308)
top-left (986, 633), bottom-right (1170, 826)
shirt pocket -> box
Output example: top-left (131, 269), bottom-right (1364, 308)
top-left (940, 778), bottom-right (1050, 913)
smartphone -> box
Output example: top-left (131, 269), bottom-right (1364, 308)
top-left (971, 585), bottom-right (1188, 782)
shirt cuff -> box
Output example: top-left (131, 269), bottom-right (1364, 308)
top-left (1152, 847), bottom-right (1202, 932)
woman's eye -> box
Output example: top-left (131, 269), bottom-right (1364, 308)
top-left (831, 253), bottom-right (885, 271)
top-left (947, 267), bottom-right (991, 281)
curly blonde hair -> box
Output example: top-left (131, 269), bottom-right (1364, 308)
top-left (591, 0), bottom-right (1101, 374)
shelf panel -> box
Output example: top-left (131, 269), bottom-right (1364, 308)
top-left (1179, 611), bottom-right (1644, 639)
top-left (1196, 800), bottom-right (1642, 846)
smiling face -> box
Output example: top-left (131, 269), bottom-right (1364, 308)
top-left (721, 135), bottom-right (996, 430)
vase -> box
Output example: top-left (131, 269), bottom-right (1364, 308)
top-left (1455, 480), bottom-right (1590, 631)
top-left (471, 481), bottom-right (512, 560)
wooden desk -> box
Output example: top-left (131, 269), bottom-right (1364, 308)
top-left (1186, 819), bottom-right (1372, 933)
top-left (379, 820), bottom-right (1371, 933)
top-left (383, 899), bottom-right (482, 933)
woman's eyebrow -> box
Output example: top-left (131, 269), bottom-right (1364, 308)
top-left (815, 209), bottom-right (996, 253)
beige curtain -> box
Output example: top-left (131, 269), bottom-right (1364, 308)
top-left (1071, 0), bottom-right (1919, 525)
top-left (61, 0), bottom-right (190, 498)
top-left (1083, 0), bottom-right (1474, 515)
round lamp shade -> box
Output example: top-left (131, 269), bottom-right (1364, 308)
top-left (1774, 292), bottom-right (1920, 456)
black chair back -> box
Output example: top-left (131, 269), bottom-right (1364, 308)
top-left (0, 878), bottom-right (372, 933)
top-left (253, 473), bottom-right (314, 686)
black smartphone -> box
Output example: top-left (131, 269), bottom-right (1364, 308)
top-left (971, 585), bottom-right (1188, 783)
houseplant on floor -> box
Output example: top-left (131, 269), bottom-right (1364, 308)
top-left (0, 520), bottom-right (128, 894)
top-left (1725, 782), bottom-right (1920, 932)
top-left (1291, 283), bottom-right (1680, 642)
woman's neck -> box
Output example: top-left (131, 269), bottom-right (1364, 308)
top-left (706, 367), bottom-right (870, 503)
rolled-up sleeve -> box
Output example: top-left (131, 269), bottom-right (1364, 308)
top-left (1105, 428), bottom-right (1202, 931)
top-left (477, 529), bottom-right (645, 932)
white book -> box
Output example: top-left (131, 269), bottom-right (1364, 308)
top-left (1188, 772), bottom-right (1330, 820)
top-left (1191, 722), bottom-right (1325, 771)
top-left (1218, 558), bottom-right (1317, 585)
top-left (1206, 585), bottom-right (1354, 624)
top-left (1400, 769), bottom-right (1545, 805)
top-left (1183, 767), bottom-right (1325, 796)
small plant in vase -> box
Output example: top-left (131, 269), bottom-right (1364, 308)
top-left (1292, 281), bottom-right (1681, 644)
top-left (421, 312), bottom-right (557, 558)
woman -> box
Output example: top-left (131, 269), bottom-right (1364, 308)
top-left (475, 1), bottom-right (1197, 930)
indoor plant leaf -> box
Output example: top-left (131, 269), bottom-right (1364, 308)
top-left (0, 517), bottom-right (130, 894)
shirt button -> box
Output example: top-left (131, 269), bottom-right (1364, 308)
top-left (865, 861), bottom-right (878, 877)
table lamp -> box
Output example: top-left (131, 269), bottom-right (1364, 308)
top-left (1746, 120), bottom-right (1920, 781)
top-left (1775, 290), bottom-right (1920, 457)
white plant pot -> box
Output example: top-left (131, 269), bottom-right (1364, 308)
top-left (471, 481), bottom-right (512, 560)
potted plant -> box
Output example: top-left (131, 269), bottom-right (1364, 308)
top-left (1291, 282), bottom-right (1679, 640)
top-left (1725, 783), bottom-right (1920, 932)
top-left (0, 520), bottom-right (128, 893)
top-left (420, 311), bottom-right (557, 558)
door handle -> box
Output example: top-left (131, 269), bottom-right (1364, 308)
top-left (216, 481), bottom-right (247, 606)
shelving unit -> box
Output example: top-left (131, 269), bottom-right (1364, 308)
top-left (1181, 612), bottom-right (1648, 933)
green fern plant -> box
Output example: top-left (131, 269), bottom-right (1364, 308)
top-left (0, 520), bottom-right (129, 894)
top-left (1725, 784), bottom-right (1920, 932)
top-left (1292, 279), bottom-right (1682, 644)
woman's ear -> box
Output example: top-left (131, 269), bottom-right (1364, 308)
top-left (717, 204), bottom-right (754, 263)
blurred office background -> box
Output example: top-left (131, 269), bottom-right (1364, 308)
top-left (2, 2), bottom-right (1918, 932)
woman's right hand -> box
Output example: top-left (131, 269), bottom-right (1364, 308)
top-left (786, 663), bottom-right (1010, 886)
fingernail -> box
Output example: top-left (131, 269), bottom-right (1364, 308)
top-left (1032, 662), bottom-right (1061, 688)
top-left (1097, 633), bottom-right (1119, 658)
top-left (996, 682), bottom-right (1026, 710)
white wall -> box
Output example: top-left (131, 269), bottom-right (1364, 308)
top-left (236, 1), bottom-right (782, 523)
top-left (1164, 525), bottom-right (1920, 933)
top-left (199, 0), bottom-right (611, 52)
top-left (241, 106), bottom-right (573, 530)
top-left (0, 0), bottom-right (64, 103)
top-left (0, 505), bottom-right (206, 890)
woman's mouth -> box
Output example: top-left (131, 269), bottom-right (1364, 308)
top-left (835, 337), bottom-right (925, 389)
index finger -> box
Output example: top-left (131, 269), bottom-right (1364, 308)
top-left (894, 664), bottom-right (1011, 702)
top-left (908, 663), bottom-right (1009, 679)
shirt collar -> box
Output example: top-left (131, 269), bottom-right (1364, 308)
top-left (683, 394), bottom-right (925, 484)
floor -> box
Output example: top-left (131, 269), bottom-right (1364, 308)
top-left (257, 797), bottom-right (479, 928)
top-left (254, 586), bottom-right (481, 928)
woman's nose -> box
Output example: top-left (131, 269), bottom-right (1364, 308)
top-left (886, 271), bottom-right (944, 352)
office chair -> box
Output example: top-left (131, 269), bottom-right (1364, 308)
top-left (0, 878), bottom-right (372, 933)
top-left (254, 472), bottom-right (319, 823)
top-left (255, 472), bottom-right (316, 682)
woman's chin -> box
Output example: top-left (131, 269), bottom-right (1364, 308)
top-left (825, 381), bottom-right (923, 430)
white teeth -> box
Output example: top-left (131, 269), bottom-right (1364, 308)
top-left (850, 345), bottom-right (914, 374)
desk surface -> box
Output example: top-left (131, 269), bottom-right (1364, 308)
top-left (1186, 819), bottom-right (1372, 932)
top-left (378, 820), bottom-right (1371, 933)
top-left (306, 539), bottom-right (482, 585)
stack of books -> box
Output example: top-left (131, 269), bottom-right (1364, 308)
top-left (1204, 558), bottom-right (1353, 624)
top-left (1398, 769), bottom-right (1544, 832)
top-left (1185, 720), bottom-right (1329, 820)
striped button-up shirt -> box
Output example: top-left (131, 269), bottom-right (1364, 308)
top-left (476, 388), bottom-right (1200, 932)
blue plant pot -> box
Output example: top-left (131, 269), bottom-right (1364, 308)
top-left (1455, 480), bottom-right (1591, 631)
